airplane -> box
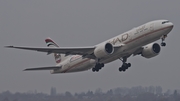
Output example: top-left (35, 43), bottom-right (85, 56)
top-left (5, 20), bottom-right (174, 74)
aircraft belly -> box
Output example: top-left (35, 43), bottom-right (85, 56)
top-left (63, 58), bottom-right (95, 73)
top-left (101, 49), bottom-right (136, 64)
top-left (69, 59), bottom-right (89, 72)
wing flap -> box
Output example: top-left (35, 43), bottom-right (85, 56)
top-left (24, 66), bottom-right (61, 71)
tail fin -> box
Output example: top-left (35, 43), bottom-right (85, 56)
top-left (45, 37), bottom-right (62, 64)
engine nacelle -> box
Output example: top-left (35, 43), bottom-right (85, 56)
top-left (142, 43), bottom-right (161, 58)
top-left (94, 43), bottom-right (114, 58)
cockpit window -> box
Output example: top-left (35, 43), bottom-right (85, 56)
top-left (162, 21), bottom-right (170, 24)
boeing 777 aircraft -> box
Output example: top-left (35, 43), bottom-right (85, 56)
top-left (5, 20), bottom-right (173, 73)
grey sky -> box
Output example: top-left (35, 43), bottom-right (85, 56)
top-left (0, 0), bottom-right (180, 94)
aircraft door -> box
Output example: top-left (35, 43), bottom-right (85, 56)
top-left (150, 23), bottom-right (154, 31)
top-left (127, 32), bottom-right (132, 41)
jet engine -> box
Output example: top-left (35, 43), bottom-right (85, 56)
top-left (94, 43), bottom-right (114, 58)
top-left (141, 43), bottom-right (161, 58)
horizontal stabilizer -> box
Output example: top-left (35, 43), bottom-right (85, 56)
top-left (24, 66), bottom-right (61, 71)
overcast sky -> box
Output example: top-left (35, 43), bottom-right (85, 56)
top-left (0, 0), bottom-right (180, 94)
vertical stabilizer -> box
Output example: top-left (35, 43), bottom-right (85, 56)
top-left (45, 37), bottom-right (62, 64)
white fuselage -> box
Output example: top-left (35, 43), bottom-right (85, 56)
top-left (51, 20), bottom-right (173, 74)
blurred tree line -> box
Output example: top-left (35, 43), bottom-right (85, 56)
top-left (0, 86), bottom-right (179, 101)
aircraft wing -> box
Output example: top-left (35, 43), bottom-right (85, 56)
top-left (24, 66), bottom-right (61, 71)
top-left (5, 45), bottom-right (96, 56)
top-left (5, 44), bottom-right (124, 59)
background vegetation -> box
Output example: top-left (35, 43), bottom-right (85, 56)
top-left (0, 86), bottom-right (179, 101)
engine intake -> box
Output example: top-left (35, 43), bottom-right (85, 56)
top-left (94, 43), bottom-right (114, 58)
top-left (142, 43), bottom-right (161, 58)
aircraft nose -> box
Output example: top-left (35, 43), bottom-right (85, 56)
top-left (169, 22), bottom-right (174, 28)
top-left (165, 22), bottom-right (174, 33)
